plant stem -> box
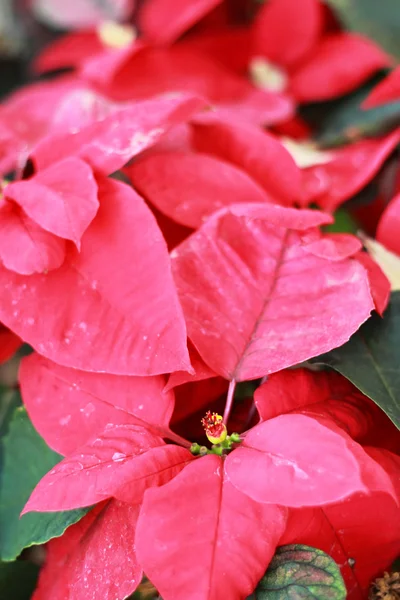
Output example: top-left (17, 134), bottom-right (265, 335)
top-left (165, 430), bottom-right (192, 448)
top-left (223, 378), bottom-right (236, 424)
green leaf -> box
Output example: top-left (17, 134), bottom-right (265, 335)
top-left (323, 209), bottom-right (358, 234)
top-left (0, 560), bottom-right (39, 599)
top-left (255, 544), bottom-right (346, 600)
top-left (325, 0), bottom-right (400, 61)
top-left (311, 291), bottom-right (400, 429)
top-left (0, 407), bottom-right (88, 561)
top-left (315, 76), bottom-right (400, 148)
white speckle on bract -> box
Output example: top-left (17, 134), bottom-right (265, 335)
top-left (78, 321), bottom-right (88, 331)
top-left (59, 415), bottom-right (71, 426)
top-left (80, 402), bottom-right (95, 417)
top-left (112, 452), bottom-right (125, 462)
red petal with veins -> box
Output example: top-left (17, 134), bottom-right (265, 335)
top-left (32, 500), bottom-right (142, 600)
top-left (0, 176), bottom-right (191, 376)
top-left (136, 455), bottom-right (287, 600)
top-left (31, 94), bottom-right (206, 175)
top-left (171, 204), bottom-right (372, 380)
top-left (19, 353), bottom-right (174, 455)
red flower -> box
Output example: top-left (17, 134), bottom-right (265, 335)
top-left (21, 357), bottom-right (398, 600)
top-left (250, 0), bottom-right (391, 103)
top-left (201, 411), bottom-right (227, 443)
top-left (34, 1), bottom-right (293, 127)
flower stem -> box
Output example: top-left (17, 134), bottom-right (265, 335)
top-left (223, 378), bottom-right (236, 424)
top-left (165, 430), bottom-right (192, 448)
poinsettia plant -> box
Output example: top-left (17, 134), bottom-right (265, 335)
top-left (0, 0), bottom-right (400, 599)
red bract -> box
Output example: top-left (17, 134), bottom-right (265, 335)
top-left (298, 128), bottom-right (400, 211)
top-left (363, 66), bottom-right (400, 108)
top-left (4, 157), bottom-right (99, 249)
top-left (280, 448), bottom-right (400, 599)
top-left (0, 201), bottom-right (66, 275)
top-left (165, 342), bottom-right (218, 391)
top-left (34, 0), bottom-right (223, 74)
top-left (171, 204), bottom-right (373, 380)
top-left (108, 45), bottom-right (293, 125)
top-left (0, 78), bottom-right (109, 176)
top-left (19, 353), bottom-right (176, 455)
top-left (0, 176), bottom-right (191, 375)
top-left (376, 192), bottom-right (400, 256)
top-left (34, 28), bottom-right (141, 86)
top-left (22, 424), bottom-right (193, 512)
top-left (355, 251), bottom-right (391, 316)
top-left (34, 17), bottom-right (293, 126)
top-left (32, 500), bottom-right (142, 600)
top-left (31, 93), bottom-right (205, 174)
top-left (135, 455), bottom-right (287, 600)
top-left (22, 388), bottom-right (393, 600)
top-left (0, 326), bottom-right (21, 364)
top-left (180, 27), bottom-right (251, 76)
top-left (127, 151), bottom-right (273, 228)
top-left (250, 0), bottom-right (391, 102)
top-left (190, 117), bottom-right (302, 205)
top-left (225, 415), bottom-right (374, 506)
top-left (3, 1), bottom-right (400, 598)
top-left (138, 0), bottom-right (223, 45)
top-left (255, 368), bottom-right (375, 435)
top-left (255, 368), bottom-right (398, 452)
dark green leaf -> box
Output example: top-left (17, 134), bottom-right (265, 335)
top-left (311, 292), bottom-right (400, 429)
top-left (255, 544), bottom-right (346, 600)
top-left (392, 556), bottom-right (400, 572)
top-left (0, 389), bottom-right (21, 443)
top-left (325, 0), bottom-right (400, 61)
top-left (0, 407), bottom-right (88, 561)
top-left (314, 75), bottom-right (400, 147)
top-left (0, 560), bottom-right (39, 599)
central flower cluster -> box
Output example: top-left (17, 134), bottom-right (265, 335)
top-left (201, 411), bottom-right (228, 444)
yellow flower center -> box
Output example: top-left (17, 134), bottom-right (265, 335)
top-left (98, 21), bottom-right (137, 49)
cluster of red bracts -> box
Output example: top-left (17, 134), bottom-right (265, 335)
top-left (0, 0), bottom-right (399, 599)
